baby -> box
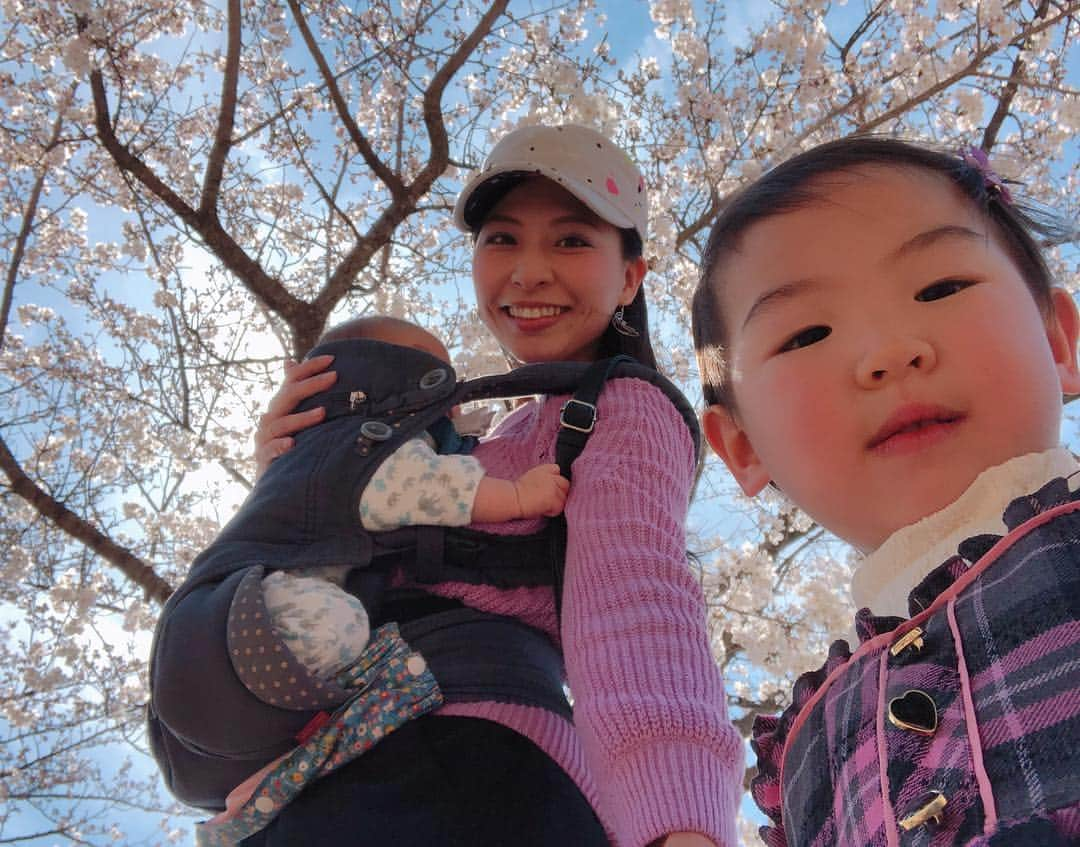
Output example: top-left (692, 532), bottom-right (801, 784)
top-left (207, 315), bottom-right (568, 833)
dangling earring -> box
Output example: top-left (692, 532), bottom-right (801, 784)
top-left (611, 305), bottom-right (639, 337)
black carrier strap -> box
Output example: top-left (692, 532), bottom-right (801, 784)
top-left (549, 355), bottom-right (634, 620)
top-left (554, 355), bottom-right (632, 480)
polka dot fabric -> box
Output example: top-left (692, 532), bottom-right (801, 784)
top-left (228, 567), bottom-right (351, 710)
top-left (196, 623), bottom-right (443, 846)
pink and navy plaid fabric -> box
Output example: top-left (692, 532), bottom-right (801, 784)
top-left (752, 478), bottom-right (1080, 846)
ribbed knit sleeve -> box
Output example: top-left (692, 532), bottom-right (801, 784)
top-left (559, 379), bottom-right (742, 847)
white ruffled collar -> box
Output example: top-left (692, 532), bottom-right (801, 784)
top-left (850, 446), bottom-right (1079, 617)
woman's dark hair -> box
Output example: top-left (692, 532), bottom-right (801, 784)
top-left (691, 135), bottom-right (1075, 408)
top-left (594, 228), bottom-right (658, 371)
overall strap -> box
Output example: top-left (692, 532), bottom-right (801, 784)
top-left (550, 355), bottom-right (635, 619)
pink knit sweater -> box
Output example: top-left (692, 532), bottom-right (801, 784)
top-left (424, 377), bottom-right (742, 847)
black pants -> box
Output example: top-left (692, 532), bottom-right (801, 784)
top-left (240, 715), bottom-right (609, 846)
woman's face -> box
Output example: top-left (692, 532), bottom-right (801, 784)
top-left (471, 178), bottom-right (646, 363)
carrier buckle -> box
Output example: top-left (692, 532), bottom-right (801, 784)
top-left (559, 399), bottom-right (597, 434)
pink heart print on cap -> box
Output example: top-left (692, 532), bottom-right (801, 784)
top-left (605, 176), bottom-right (619, 195)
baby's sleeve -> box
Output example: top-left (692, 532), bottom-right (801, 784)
top-left (359, 437), bottom-right (485, 531)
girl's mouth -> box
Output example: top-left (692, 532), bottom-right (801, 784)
top-left (868, 404), bottom-right (965, 454)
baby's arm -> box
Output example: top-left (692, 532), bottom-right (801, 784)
top-left (471, 463), bottom-right (569, 522)
top-left (361, 439), bottom-right (568, 529)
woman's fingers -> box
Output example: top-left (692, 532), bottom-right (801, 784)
top-left (253, 354), bottom-right (336, 480)
top-left (257, 403), bottom-right (328, 442)
top-left (254, 435), bottom-right (301, 483)
top-left (263, 355), bottom-right (336, 421)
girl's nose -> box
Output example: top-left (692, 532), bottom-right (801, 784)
top-left (855, 335), bottom-right (937, 389)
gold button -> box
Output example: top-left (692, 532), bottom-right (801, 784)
top-left (888, 689), bottom-right (938, 736)
top-left (406, 655), bottom-right (427, 676)
top-left (890, 626), bottom-right (925, 657)
top-left (899, 792), bottom-right (947, 830)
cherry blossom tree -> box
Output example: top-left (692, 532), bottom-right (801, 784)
top-left (1, 0), bottom-right (1077, 842)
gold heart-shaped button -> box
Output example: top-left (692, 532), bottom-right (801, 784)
top-left (887, 689), bottom-right (938, 736)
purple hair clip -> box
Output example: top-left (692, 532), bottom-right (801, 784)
top-left (959, 146), bottom-right (1013, 205)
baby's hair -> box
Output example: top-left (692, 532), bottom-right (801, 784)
top-left (316, 315), bottom-right (450, 364)
top-left (317, 315), bottom-right (414, 345)
top-left (691, 136), bottom-right (1076, 408)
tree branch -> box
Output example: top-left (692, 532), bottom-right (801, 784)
top-left (1, 85), bottom-right (77, 354)
top-left (286, 0), bottom-right (407, 202)
top-left (983, 0), bottom-right (1052, 150)
top-left (861, 3), bottom-right (1078, 133)
top-left (414, 0), bottom-right (510, 193)
top-left (0, 434), bottom-right (173, 604)
top-left (88, 67), bottom-right (318, 341)
top-left (304, 0), bottom-right (512, 353)
top-left (199, 0), bottom-right (242, 215)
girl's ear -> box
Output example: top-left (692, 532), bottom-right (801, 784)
top-left (702, 405), bottom-right (771, 496)
top-left (1047, 287), bottom-right (1080, 397)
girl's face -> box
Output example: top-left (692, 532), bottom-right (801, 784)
top-left (471, 178), bottom-right (646, 364)
top-left (704, 166), bottom-right (1080, 551)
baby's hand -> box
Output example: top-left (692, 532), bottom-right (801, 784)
top-left (514, 464), bottom-right (570, 518)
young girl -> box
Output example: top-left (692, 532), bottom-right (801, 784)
top-left (691, 137), bottom-right (1080, 846)
top-left (152, 124), bottom-right (742, 847)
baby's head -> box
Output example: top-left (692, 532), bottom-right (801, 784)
top-left (692, 137), bottom-right (1080, 551)
top-left (318, 315), bottom-right (450, 364)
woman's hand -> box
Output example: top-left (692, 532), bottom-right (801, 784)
top-left (253, 355), bottom-right (336, 481)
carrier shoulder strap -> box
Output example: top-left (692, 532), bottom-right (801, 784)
top-left (547, 355), bottom-right (638, 620)
top-left (554, 355), bottom-right (632, 480)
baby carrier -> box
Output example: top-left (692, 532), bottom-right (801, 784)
top-left (147, 338), bottom-right (699, 810)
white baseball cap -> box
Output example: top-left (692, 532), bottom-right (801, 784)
top-left (453, 124), bottom-right (648, 242)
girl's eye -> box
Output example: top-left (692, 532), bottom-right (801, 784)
top-left (556, 234), bottom-right (591, 248)
top-left (779, 325), bottom-right (830, 352)
top-left (915, 279), bottom-right (975, 302)
top-left (481, 231), bottom-right (515, 246)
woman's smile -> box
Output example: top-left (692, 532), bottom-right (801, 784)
top-left (504, 303), bottom-right (569, 328)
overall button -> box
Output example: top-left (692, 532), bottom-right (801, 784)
top-left (890, 626), bottom-right (925, 658)
top-left (898, 791), bottom-right (947, 831)
top-left (887, 689), bottom-right (938, 736)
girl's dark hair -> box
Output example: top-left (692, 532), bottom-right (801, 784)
top-left (691, 135), bottom-right (1074, 408)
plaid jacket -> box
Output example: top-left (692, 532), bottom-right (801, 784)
top-left (752, 477), bottom-right (1080, 846)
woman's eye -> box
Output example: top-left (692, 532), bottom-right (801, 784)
top-left (556, 234), bottom-right (591, 248)
top-left (916, 279), bottom-right (974, 302)
top-left (779, 325), bottom-right (830, 352)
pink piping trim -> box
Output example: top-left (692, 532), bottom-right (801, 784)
top-left (778, 499), bottom-right (1080, 793)
top-left (876, 648), bottom-right (900, 847)
top-left (947, 598), bottom-right (998, 832)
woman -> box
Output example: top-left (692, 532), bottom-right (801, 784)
top-left (242, 125), bottom-right (741, 846)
